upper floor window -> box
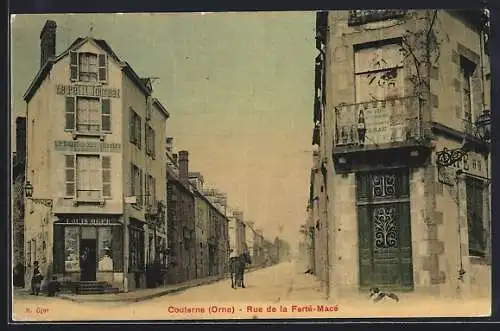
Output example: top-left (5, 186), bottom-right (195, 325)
top-left (65, 97), bottom-right (112, 133)
top-left (145, 124), bottom-right (156, 158)
top-left (64, 154), bottom-right (112, 201)
top-left (129, 108), bottom-right (142, 149)
top-left (466, 176), bottom-right (486, 258)
top-left (354, 40), bottom-right (404, 103)
top-left (130, 163), bottom-right (143, 207)
top-left (70, 51), bottom-right (108, 83)
top-left (145, 173), bottom-right (156, 207)
top-left (460, 56), bottom-right (476, 123)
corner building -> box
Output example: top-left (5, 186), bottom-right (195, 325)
top-left (23, 21), bottom-right (169, 292)
top-left (315, 10), bottom-right (491, 299)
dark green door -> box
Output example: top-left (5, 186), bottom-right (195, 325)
top-left (356, 168), bottom-right (413, 291)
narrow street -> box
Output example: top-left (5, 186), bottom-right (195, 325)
top-left (12, 261), bottom-right (490, 321)
top-left (12, 261), bottom-right (326, 321)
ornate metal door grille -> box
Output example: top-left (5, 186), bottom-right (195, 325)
top-left (356, 168), bottom-right (413, 290)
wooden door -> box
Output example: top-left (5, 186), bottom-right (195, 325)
top-left (356, 168), bottom-right (413, 291)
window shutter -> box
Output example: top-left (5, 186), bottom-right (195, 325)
top-left (152, 128), bottom-right (156, 159)
top-left (137, 116), bottom-right (142, 149)
top-left (129, 109), bottom-right (135, 143)
top-left (65, 155), bottom-right (75, 196)
top-left (101, 99), bottom-right (111, 131)
top-left (70, 51), bottom-right (78, 81)
top-left (145, 173), bottom-right (150, 207)
top-left (139, 168), bottom-right (144, 206)
top-left (65, 97), bottom-right (75, 130)
top-left (102, 156), bottom-right (111, 198)
top-left (98, 54), bottom-right (108, 83)
top-left (145, 123), bottom-right (150, 155)
top-left (53, 225), bottom-right (65, 273)
top-left (130, 163), bottom-right (135, 197)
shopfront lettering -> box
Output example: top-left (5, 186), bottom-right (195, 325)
top-left (56, 84), bottom-right (120, 98)
top-left (57, 217), bottom-right (121, 226)
top-left (55, 140), bottom-right (121, 153)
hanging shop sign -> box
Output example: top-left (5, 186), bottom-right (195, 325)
top-left (55, 140), bottom-right (121, 153)
top-left (56, 84), bottom-right (120, 98)
top-left (437, 151), bottom-right (486, 186)
top-left (56, 216), bottom-right (122, 226)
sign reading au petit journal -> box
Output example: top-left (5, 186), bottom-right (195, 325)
top-left (56, 84), bottom-right (121, 98)
top-left (55, 140), bottom-right (121, 153)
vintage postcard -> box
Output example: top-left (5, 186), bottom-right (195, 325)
top-left (10, 9), bottom-right (492, 322)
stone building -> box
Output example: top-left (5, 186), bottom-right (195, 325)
top-left (311, 9), bottom-right (491, 300)
top-left (166, 150), bottom-right (196, 284)
top-left (12, 117), bottom-right (27, 287)
top-left (228, 210), bottom-right (247, 256)
top-left (189, 172), bottom-right (210, 279)
top-left (22, 20), bottom-right (170, 292)
top-left (204, 189), bottom-right (230, 276)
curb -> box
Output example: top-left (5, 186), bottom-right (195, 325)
top-left (58, 264), bottom-right (269, 303)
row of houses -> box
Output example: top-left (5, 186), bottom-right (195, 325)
top-left (302, 9), bottom-right (492, 300)
top-left (11, 19), bottom-right (277, 293)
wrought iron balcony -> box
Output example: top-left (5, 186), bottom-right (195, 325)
top-left (334, 96), bottom-right (422, 149)
top-left (348, 9), bottom-right (407, 26)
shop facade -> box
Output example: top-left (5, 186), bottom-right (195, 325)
top-left (53, 215), bottom-right (124, 288)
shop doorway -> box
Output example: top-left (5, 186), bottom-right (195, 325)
top-left (80, 239), bottom-right (97, 281)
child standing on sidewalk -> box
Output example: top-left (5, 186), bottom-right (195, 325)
top-left (30, 261), bottom-right (43, 295)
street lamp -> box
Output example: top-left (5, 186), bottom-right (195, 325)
top-left (436, 109), bottom-right (491, 167)
top-left (24, 181), bottom-right (53, 208)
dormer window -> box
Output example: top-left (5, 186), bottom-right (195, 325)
top-left (70, 51), bottom-right (108, 83)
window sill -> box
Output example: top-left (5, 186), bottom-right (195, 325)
top-left (73, 198), bottom-right (105, 207)
top-left (469, 255), bottom-right (490, 265)
top-left (70, 131), bottom-right (106, 141)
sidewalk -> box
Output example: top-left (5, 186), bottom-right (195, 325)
top-left (57, 265), bottom-right (266, 303)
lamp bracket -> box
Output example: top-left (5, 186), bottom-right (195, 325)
top-left (436, 147), bottom-right (470, 167)
top-left (30, 198), bottom-right (53, 208)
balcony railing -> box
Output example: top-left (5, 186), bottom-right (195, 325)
top-left (335, 96), bottom-right (422, 148)
top-left (348, 10), bottom-right (407, 26)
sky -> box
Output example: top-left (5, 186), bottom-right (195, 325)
top-left (10, 12), bottom-right (317, 248)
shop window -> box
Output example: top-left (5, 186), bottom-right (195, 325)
top-left (64, 227), bottom-right (80, 272)
top-left (98, 227), bottom-right (113, 271)
top-left (466, 176), bottom-right (486, 257)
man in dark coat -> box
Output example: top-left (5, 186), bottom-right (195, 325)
top-left (30, 261), bottom-right (43, 295)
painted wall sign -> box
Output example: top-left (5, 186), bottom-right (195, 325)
top-left (55, 140), bottom-right (121, 153)
top-left (56, 84), bottom-right (120, 98)
top-left (56, 216), bottom-right (121, 226)
top-left (336, 98), bottom-right (416, 146)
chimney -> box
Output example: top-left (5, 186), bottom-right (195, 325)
top-left (16, 117), bottom-right (27, 166)
top-left (178, 150), bottom-right (189, 182)
top-left (40, 20), bottom-right (57, 68)
top-left (166, 137), bottom-right (174, 153)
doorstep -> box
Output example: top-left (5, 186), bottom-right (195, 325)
top-left (58, 265), bottom-right (268, 303)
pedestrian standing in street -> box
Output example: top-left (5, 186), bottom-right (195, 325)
top-left (30, 261), bottom-right (43, 295)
